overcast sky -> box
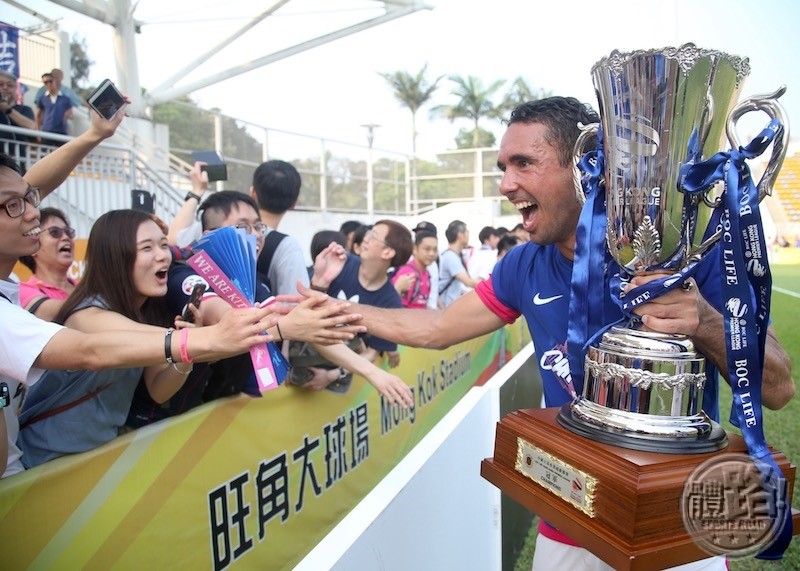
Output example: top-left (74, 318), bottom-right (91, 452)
top-left (6, 0), bottom-right (800, 158)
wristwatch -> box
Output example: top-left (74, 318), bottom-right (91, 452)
top-left (185, 191), bottom-right (203, 202)
top-left (337, 367), bottom-right (348, 379)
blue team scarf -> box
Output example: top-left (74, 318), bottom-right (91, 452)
top-left (682, 119), bottom-right (790, 559)
top-left (567, 127), bottom-right (612, 395)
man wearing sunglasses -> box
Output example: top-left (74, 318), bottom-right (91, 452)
top-left (35, 73), bottom-right (74, 148)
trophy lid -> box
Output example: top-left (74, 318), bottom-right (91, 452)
top-left (592, 43), bottom-right (750, 85)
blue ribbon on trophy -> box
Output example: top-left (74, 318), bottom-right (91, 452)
top-left (682, 119), bottom-right (791, 559)
top-left (567, 126), bottom-right (610, 393)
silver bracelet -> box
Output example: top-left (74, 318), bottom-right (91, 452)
top-left (171, 362), bottom-right (193, 375)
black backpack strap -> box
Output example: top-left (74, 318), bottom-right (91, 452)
top-left (438, 249), bottom-right (464, 295)
top-left (256, 230), bottom-right (287, 290)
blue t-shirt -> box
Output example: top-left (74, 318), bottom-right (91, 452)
top-left (36, 93), bottom-right (73, 135)
top-left (328, 254), bottom-right (402, 352)
top-left (484, 242), bottom-right (723, 422)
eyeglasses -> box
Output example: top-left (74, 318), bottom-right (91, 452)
top-left (235, 221), bottom-right (268, 236)
top-left (44, 226), bottom-right (76, 240)
top-left (207, 221), bottom-right (268, 236)
top-left (0, 186), bottom-right (41, 218)
top-left (365, 229), bottom-right (390, 248)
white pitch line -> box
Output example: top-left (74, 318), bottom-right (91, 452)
top-left (773, 286), bottom-right (800, 299)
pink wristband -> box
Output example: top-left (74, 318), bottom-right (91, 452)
top-left (179, 327), bottom-right (193, 363)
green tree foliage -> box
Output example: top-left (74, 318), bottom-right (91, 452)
top-left (69, 35), bottom-right (93, 99)
top-left (153, 97), bottom-right (262, 193)
top-left (455, 126), bottom-right (496, 149)
top-left (379, 64), bottom-right (443, 209)
top-left (501, 76), bottom-right (553, 116)
top-left (434, 75), bottom-right (506, 148)
top-left (378, 64), bottom-right (443, 155)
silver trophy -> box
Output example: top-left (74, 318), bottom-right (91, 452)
top-left (559, 44), bottom-right (788, 453)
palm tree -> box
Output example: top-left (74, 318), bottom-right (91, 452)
top-left (500, 76), bottom-right (553, 116)
top-left (379, 65), bottom-right (443, 210)
top-left (434, 75), bottom-right (506, 148)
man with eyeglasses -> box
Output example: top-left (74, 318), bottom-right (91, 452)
top-left (35, 72), bottom-right (74, 147)
top-left (308, 220), bottom-right (413, 371)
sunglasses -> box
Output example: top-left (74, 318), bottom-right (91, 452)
top-left (44, 226), bottom-right (76, 239)
top-left (43, 80), bottom-right (54, 84)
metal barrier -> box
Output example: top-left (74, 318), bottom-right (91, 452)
top-left (0, 124), bottom-right (185, 237)
top-left (1, 113), bottom-right (510, 234)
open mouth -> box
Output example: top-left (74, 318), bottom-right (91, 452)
top-left (23, 227), bottom-right (41, 238)
top-left (59, 244), bottom-right (72, 254)
top-left (516, 200), bottom-right (538, 228)
top-left (155, 269), bottom-right (168, 280)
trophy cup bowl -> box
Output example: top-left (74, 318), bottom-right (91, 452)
top-left (558, 44), bottom-right (787, 453)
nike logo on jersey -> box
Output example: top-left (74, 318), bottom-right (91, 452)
top-left (533, 293), bottom-right (563, 305)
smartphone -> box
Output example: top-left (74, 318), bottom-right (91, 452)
top-left (181, 283), bottom-right (206, 323)
top-left (191, 150), bottom-right (228, 182)
top-left (87, 79), bottom-right (125, 121)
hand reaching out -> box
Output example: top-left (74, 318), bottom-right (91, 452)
top-left (189, 161), bottom-right (210, 195)
top-left (393, 273), bottom-right (415, 295)
top-left (87, 91), bottom-right (131, 140)
top-left (386, 350), bottom-right (401, 368)
top-left (365, 368), bottom-right (413, 407)
top-left (311, 242), bottom-right (347, 288)
top-left (276, 294), bottom-right (365, 344)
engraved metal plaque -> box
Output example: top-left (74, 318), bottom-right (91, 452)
top-left (515, 437), bottom-right (597, 517)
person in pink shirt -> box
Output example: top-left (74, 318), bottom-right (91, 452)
top-left (391, 230), bottom-right (438, 309)
top-left (18, 207), bottom-right (77, 321)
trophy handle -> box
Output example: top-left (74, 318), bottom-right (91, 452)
top-left (725, 85), bottom-right (790, 201)
top-left (573, 122), bottom-right (601, 206)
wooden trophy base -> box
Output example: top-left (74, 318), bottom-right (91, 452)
top-left (481, 408), bottom-right (798, 571)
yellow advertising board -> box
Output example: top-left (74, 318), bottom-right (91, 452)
top-left (1, 328), bottom-right (524, 570)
